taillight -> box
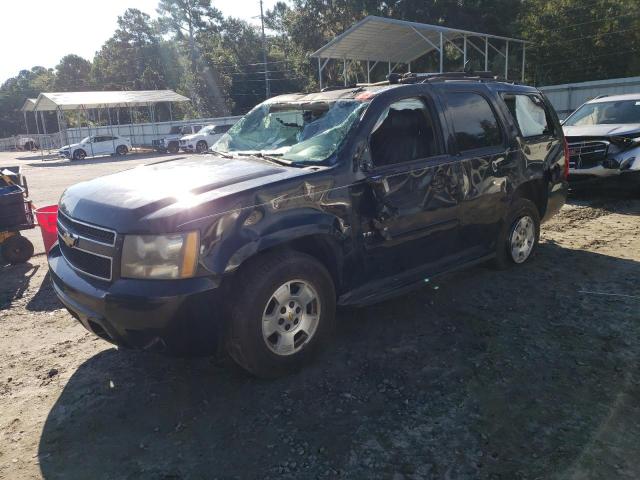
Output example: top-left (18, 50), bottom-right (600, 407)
top-left (562, 137), bottom-right (570, 180)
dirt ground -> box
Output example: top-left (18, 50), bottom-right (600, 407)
top-left (1, 151), bottom-right (639, 479)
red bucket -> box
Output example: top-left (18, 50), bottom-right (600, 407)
top-left (35, 205), bottom-right (58, 252)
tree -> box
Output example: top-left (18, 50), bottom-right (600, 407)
top-left (92, 8), bottom-right (175, 90)
top-left (54, 54), bottom-right (92, 91)
top-left (157, 0), bottom-right (229, 115)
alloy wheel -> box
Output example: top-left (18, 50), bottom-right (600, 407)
top-left (261, 280), bottom-right (321, 356)
top-left (509, 215), bottom-right (535, 264)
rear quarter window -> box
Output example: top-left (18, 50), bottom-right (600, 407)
top-left (444, 92), bottom-right (503, 151)
top-left (502, 93), bottom-right (554, 138)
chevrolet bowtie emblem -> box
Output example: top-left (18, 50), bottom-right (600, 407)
top-left (61, 230), bottom-right (79, 248)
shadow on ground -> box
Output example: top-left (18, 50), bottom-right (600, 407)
top-left (38, 243), bottom-right (640, 479)
top-left (0, 261), bottom-right (40, 310)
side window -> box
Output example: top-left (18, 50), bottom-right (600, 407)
top-left (445, 92), bottom-right (503, 151)
top-left (370, 97), bottom-right (440, 168)
top-left (193, 125), bottom-right (203, 133)
top-left (503, 94), bottom-right (553, 138)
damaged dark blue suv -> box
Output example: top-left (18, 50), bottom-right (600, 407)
top-left (48, 73), bottom-right (568, 377)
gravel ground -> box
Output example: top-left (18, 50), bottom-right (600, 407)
top-left (1, 151), bottom-right (639, 479)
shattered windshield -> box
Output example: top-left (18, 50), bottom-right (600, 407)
top-left (213, 99), bottom-right (369, 163)
top-left (565, 100), bottom-right (640, 126)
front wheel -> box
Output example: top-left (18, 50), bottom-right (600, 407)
top-left (226, 251), bottom-right (336, 378)
top-left (116, 145), bottom-right (128, 155)
top-left (72, 149), bottom-right (86, 161)
top-left (167, 142), bottom-right (179, 154)
top-left (196, 140), bottom-right (208, 153)
top-left (493, 198), bottom-right (540, 269)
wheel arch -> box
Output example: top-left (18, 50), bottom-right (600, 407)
top-left (207, 221), bottom-right (346, 294)
top-left (513, 177), bottom-right (548, 218)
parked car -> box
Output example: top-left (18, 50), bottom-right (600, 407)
top-left (179, 123), bottom-right (234, 153)
top-left (563, 93), bottom-right (640, 189)
top-left (48, 73), bottom-right (567, 377)
top-left (59, 135), bottom-right (132, 161)
top-left (152, 124), bottom-right (203, 153)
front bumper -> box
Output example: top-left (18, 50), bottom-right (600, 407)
top-left (59, 150), bottom-right (71, 159)
top-left (48, 245), bottom-right (226, 355)
top-left (569, 168), bottom-right (640, 187)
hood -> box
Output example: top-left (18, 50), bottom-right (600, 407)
top-left (563, 123), bottom-right (640, 139)
top-left (59, 156), bottom-right (301, 233)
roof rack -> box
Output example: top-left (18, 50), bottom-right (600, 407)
top-left (390, 71), bottom-right (514, 84)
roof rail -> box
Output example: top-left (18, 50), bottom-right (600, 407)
top-left (388, 71), bottom-right (515, 85)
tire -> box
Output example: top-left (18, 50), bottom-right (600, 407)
top-left (196, 140), bottom-right (208, 153)
top-left (116, 145), bottom-right (128, 155)
top-left (167, 142), bottom-right (179, 154)
top-left (226, 251), bottom-right (336, 378)
top-left (72, 149), bottom-right (86, 161)
top-left (1, 235), bottom-right (34, 265)
top-left (493, 198), bottom-right (541, 269)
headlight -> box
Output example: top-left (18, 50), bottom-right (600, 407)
top-left (121, 231), bottom-right (200, 279)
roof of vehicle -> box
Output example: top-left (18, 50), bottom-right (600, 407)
top-left (268, 76), bottom-right (539, 104)
top-left (586, 93), bottom-right (640, 104)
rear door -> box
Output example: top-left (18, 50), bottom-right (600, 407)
top-left (501, 92), bottom-right (559, 166)
top-left (437, 87), bottom-right (513, 255)
top-left (361, 94), bottom-right (462, 279)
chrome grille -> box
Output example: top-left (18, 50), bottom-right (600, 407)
top-left (567, 140), bottom-right (609, 169)
top-left (58, 211), bottom-right (116, 245)
top-left (57, 212), bottom-right (117, 281)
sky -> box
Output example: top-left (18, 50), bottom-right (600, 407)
top-left (0, 0), bottom-right (280, 84)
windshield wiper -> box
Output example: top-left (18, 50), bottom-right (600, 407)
top-left (238, 152), bottom-right (293, 167)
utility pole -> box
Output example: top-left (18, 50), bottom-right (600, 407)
top-left (260, 0), bottom-right (270, 99)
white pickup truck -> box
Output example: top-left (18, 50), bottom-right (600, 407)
top-left (179, 123), bottom-right (235, 153)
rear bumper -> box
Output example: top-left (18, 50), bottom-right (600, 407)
top-left (48, 245), bottom-right (226, 355)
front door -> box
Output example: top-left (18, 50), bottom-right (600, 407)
top-left (360, 96), bottom-right (461, 280)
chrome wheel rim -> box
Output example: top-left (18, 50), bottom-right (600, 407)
top-left (261, 279), bottom-right (321, 356)
top-left (509, 215), bottom-right (535, 264)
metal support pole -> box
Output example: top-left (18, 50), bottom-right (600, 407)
top-left (485, 37), bottom-right (489, 71)
top-left (40, 111), bottom-right (48, 154)
top-left (23, 112), bottom-right (29, 136)
top-left (367, 60), bottom-right (370, 83)
top-left (260, 0), bottom-right (270, 98)
top-left (408, 62), bottom-right (411, 73)
top-left (505, 41), bottom-right (509, 79)
top-left (344, 58), bottom-right (347, 86)
top-left (107, 108), bottom-right (116, 152)
top-left (318, 57), bottom-right (323, 90)
top-left (522, 44), bottom-right (526, 83)
top-left (388, 61), bottom-right (391, 76)
top-left (439, 32), bottom-right (444, 73)
top-left (463, 35), bottom-right (467, 68)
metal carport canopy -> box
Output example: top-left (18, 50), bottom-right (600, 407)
top-left (311, 16), bottom-right (530, 86)
top-left (31, 90), bottom-right (190, 111)
top-left (312, 16), bottom-right (528, 64)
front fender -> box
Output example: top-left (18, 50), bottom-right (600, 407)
top-left (200, 209), bottom-right (348, 276)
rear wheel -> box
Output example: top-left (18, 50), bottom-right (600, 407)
top-left (226, 251), bottom-right (336, 378)
top-left (494, 198), bottom-right (540, 269)
top-left (1, 234), bottom-right (34, 264)
top-left (116, 145), bottom-right (128, 155)
top-left (196, 140), bottom-right (208, 153)
top-left (72, 149), bottom-right (86, 161)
